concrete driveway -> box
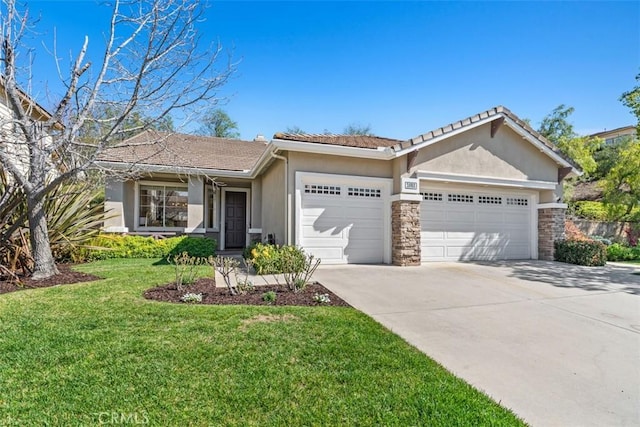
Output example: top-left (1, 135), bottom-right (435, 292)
top-left (314, 261), bottom-right (640, 427)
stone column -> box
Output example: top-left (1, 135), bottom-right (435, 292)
top-left (538, 206), bottom-right (566, 260)
top-left (392, 199), bottom-right (421, 266)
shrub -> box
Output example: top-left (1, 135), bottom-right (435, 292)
top-left (180, 293), bottom-right (203, 304)
top-left (590, 235), bottom-right (612, 246)
top-left (606, 243), bottom-right (640, 262)
top-left (571, 200), bottom-right (640, 222)
top-left (565, 220), bottom-right (590, 241)
top-left (262, 291), bottom-right (276, 304)
top-left (167, 236), bottom-right (216, 258)
top-left (313, 293), bottom-right (331, 304)
top-left (248, 242), bottom-right (283, 274)
top-left (171, 252), bottom-right (206, 291)
top-left (76, 235), bottom-right (216, 261)
top-left (554, 240), bottom-right (607, 266)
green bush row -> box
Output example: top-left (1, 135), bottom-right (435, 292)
top-left (75, 234), bottom-right (216, 261)
top-left (606, 243), bottom-right (640, 262)
top-left (554, 239), bottom-right (607, 266)
top-left (244, 242), bottom-right (307, 274)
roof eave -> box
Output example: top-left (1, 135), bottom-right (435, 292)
top-left (95, 160), bottom-right (254, 178)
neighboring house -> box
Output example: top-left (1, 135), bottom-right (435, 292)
top-left (0, 79), bottom-right (61, 178)
top-left (590, 125), bottom-right (637, 145)
top-left (97, 106), bottom-right (580, 265)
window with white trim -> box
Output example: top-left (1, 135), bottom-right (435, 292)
top-left (139, 184), bottom-right (188, 228)
top-left (304, 184), bottom-right (341, 195)
top-left (347, 187), bottom-right (381, 198)
top-left (478, 195), bottom-right (503, 205)
top-left (448, 193), bottom-right (474, 203)
top-left (421, 192), bottom-right (443, 201)
top-left (506, 197), bottom-right (528, 206)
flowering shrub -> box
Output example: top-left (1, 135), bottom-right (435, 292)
top-left (247, 243), bottom-right (307, 275)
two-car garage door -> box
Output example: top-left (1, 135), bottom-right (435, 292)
top-left (421, 186), bottom-right (533, 261)
top-left (297, 173), bottom-right (534, 264)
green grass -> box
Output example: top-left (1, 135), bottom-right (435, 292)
top-left (0, 259), bottom-right (525, 426)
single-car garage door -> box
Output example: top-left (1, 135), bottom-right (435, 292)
top-left (421, 186), bottom-right (533, 261)
top-left (297, 172), bottom-right (391, 264)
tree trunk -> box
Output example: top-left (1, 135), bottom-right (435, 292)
top-left (27, 194), bottom-right (59, 279)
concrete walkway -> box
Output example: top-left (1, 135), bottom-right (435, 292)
top-left (314, 261), bottom-right (640, 427)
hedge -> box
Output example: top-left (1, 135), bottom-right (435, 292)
top-left (606, 243), bottom-right (640, 262)
top-left (75, 234), bottom-right (216, 261)
top-left (554, 239), bottom-right (607, 266)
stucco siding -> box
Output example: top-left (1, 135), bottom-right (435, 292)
top-left (288, 152), bottom-right (393, 180)
top-left (261, 159), bottom-right (286, 245)
top-left (410, 123), bottom-right (559, 183)
top-left (123, 181), bottom-right (136, 230)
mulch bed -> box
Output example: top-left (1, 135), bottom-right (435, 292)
top-left (144, 278), bottom-right (351, 307)
top-left (0, 265), bottom-right (350, 308)
top-left (0, 264), bottom-right (101, 295)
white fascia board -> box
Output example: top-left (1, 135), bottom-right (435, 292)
top-left (271, 138), bottom-right (394, 160)
top-left (416, 171), bottom-right (557, 190)
top-left (502, 116), bottom-right (580, 175)
top-left (394, 115), bottom-right (497, 157)
top-left (247, 144), bottom-right (277, 177)
top-left (95, 161), bottom-right (253, 179)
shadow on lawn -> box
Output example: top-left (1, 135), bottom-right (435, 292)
top-left (471, 260), bottom-right (640, 296)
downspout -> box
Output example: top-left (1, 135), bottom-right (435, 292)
top-left (270, 151), bottom-right (290, 245)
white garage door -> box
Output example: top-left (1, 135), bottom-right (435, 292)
top-left (297, 173), bottom-right (390, 264)
top-left (421, 187), bottom-right (533, 261)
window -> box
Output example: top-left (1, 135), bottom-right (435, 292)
top-left (139, 184), bottom-right (188, 228)
top-left (421, 192), bottom-right (443, 201)
top-left (478, 195), bottom-right (502, 205)
top-left (206, 186), bottom-right (219, 229)
top-left (347, 187), bottom-right (381, 198)
top-left (448, 193), bottom-right (474, 203)
top-left (304, 184), bottom-right (341, 195)
top-left (506, 197), bottom-right (528, 206)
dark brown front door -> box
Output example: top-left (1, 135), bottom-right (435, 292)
top-left (225, 192), bottom-right (246, 248)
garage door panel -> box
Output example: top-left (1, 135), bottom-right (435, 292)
top-left (421, 230), bottom-right (446, 239)
top-left (348, 227), bottom-right (383, 240)
top-left (447, 210), bottom-right (475, 222)
top-left (304, 247), bottom-right (344, 262)
top-left (344, 206), bottom-right (382, 219)
top-left (421, 188), bottom-right (532, 261)
top-left (300, 175), bottom-right (387, 264)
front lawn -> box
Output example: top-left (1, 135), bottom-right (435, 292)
top-left (0, 259), bottom-right (524, 426)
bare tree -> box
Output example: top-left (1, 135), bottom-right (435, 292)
top-left (0, 0), bottom-right (233, 279)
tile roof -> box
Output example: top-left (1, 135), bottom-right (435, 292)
top-left (97, 130), bottom-right (267, 172)
top-left (273, 132), bottom-right (403, 149)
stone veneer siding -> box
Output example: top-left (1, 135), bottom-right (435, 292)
top-left (538, 207), bottom-right (566, 260)
top-left (392, 200), bottom-right (421, 266)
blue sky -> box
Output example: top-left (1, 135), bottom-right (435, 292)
top-left (27, 1), bottom-right (640, 140)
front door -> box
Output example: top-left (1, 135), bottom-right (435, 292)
top-left (225, 192), bottom-right (246, 248)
